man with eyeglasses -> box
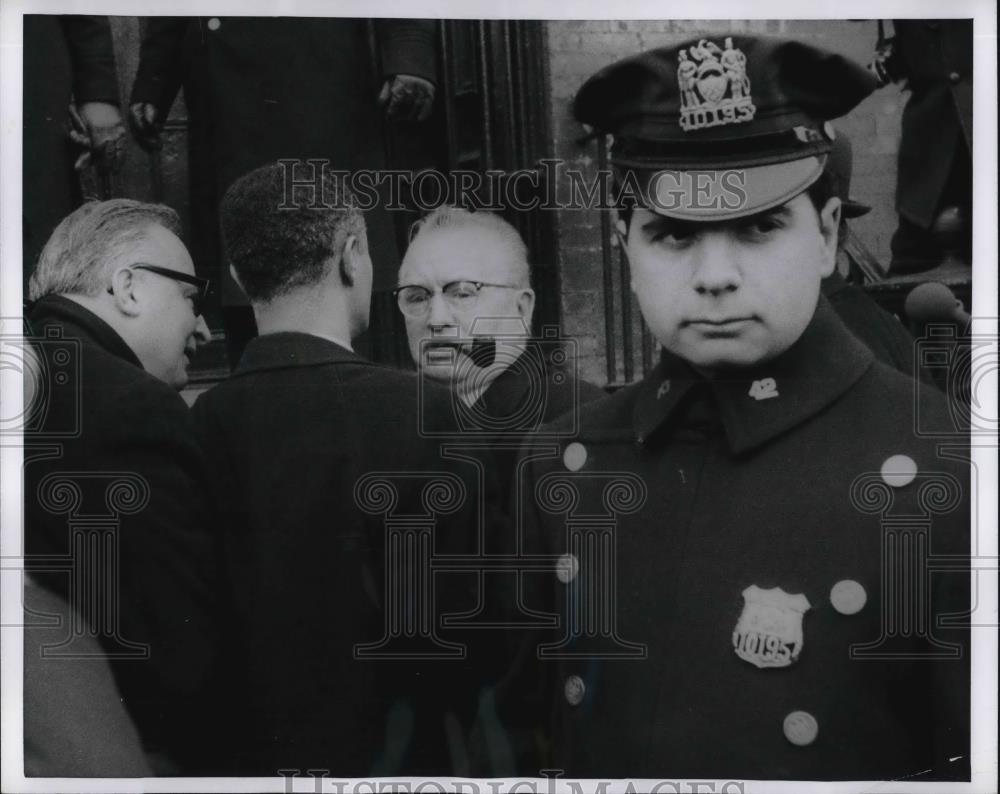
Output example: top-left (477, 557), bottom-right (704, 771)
top-left (397, 206), bottom-right (605, 501)
top-left (23, 199), bottom-right (220, 772)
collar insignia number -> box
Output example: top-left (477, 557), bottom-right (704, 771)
top-left (657, 380), bottom-right (671, 399)
top-left (733, 585), bottom-right (811, 669)
top-left (678, 37), bottom-right (756, 132)
top-left (748, 378), bottom-right (778, 400)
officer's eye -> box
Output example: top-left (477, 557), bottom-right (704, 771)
top-left (645, 218), bottom-right (698, 245)
top-left (736, 212), bottom-right (786, 240)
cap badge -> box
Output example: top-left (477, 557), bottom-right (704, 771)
top-left (732, 585), bottom-right (811, 669)
top-left (678, 38), bottom-right (756, 132)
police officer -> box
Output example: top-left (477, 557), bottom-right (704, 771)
top-left (492, 36), bottom-right (970, 782)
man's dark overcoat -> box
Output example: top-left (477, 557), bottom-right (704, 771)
top-left (190, 333), bottom-right (499, 775)
top-left (24, 295), bottom-right (219, 771)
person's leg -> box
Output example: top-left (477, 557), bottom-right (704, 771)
top-left (890, 216), bottom-right (944, 275)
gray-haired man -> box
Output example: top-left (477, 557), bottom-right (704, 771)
top-left (24, 200), bottom-right (219, 773)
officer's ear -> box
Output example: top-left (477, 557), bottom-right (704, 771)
top-left (615, 216), bottom-right (629, 243)
top-left (817, 197), bottom-right (841, 279)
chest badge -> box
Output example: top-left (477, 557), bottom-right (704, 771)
top-left (732, 585), bottom-right (811, 669)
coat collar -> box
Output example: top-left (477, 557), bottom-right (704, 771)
top-left (234, 331), bottom-right (367, 375)
top-left (632, 297), bottom-right (875, 455)
top-left (27, 295), bottom-right (143, 369)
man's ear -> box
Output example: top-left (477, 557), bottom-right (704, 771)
top-left (338, 235), bottom-right (361, 288)
top-left (516, 287), bottom-right (536, 329)
top-left (107, 267), bottom-right (141, 317)
top-left (229, 263), bottom-right (246, 294)
top-left (817, 197), bottom-right (842, 279)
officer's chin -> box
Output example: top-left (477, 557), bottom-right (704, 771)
top-left (676, 339), bottom-right (769, 372)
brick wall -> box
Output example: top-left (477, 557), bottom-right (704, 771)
top-left (545, 20), bottom-right (908, 386)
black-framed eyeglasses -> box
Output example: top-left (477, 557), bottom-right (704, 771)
top-left (393, 280), bottom-right (520, 318)
top-left (109, 264), bottom-right (211, 317)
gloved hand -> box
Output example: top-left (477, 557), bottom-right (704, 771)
top-left (68, 101), bottom-right (126, 173)
top-left (378, 74), bottom-right (436, 122)
top-left (127, 101), bottom-right (164, 152)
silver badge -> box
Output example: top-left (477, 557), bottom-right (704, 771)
top-left (678, 38), bottom-right (756, 132)
top-left (732, 585), bottom-right (810, 669)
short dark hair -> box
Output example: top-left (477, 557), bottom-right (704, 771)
top-left (804, 166), bottom-right (836, 216)
top-left (220, 161), bottom-right (366, 303)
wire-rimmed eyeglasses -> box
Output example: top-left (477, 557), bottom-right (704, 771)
top-left (393, 280), bottom-right (520, 318)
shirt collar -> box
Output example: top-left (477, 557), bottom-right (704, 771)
top-left (301, 330), bottom-right (354, 352)
top-left (632, 297), bottom-right (875, 455)
top-left (235, 331), bottom-right (365, 375)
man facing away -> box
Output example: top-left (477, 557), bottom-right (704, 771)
top-left (24, 199), bottom-right (218, 773)
top-left (191, 163), bottom-right (496, 776)
top-left (491, 36), bottom-right (970, 781)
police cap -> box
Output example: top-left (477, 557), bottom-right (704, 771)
top-left (573, 36), bottom-right (879, 220)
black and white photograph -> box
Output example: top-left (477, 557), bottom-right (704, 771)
top-left (1, 1), bottom-right (996, 792)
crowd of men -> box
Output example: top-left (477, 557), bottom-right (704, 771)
top-left (19, 25), bottom-right (971, 785)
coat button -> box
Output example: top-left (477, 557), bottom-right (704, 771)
top-left (207, 17), bottom-right (221, 31)
top-left (564, 675), bottom-right (586, 706)
top-left (949, 71), bottom-right (961, 83)
top-left (880, 454), bottom-right (917, 487)
top-left (783, 710), bottom-right (819, 746)
top-left (556, 553), bottom-right (579, 584)
top-left (830, 580), bottom-right (867, 615)
top-left (563, 442), bottom-right (587, 472)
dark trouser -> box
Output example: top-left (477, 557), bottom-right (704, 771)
top-left (890, 138), bottom-right (971, 275)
